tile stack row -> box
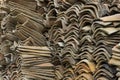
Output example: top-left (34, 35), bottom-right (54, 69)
top-left (0, 0), bottom-right (55, 80)
top-left (48, 0), bottom-right (120, 80)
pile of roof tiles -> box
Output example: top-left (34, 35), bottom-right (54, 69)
top-left (1, 0), bottom-right (120, 80)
